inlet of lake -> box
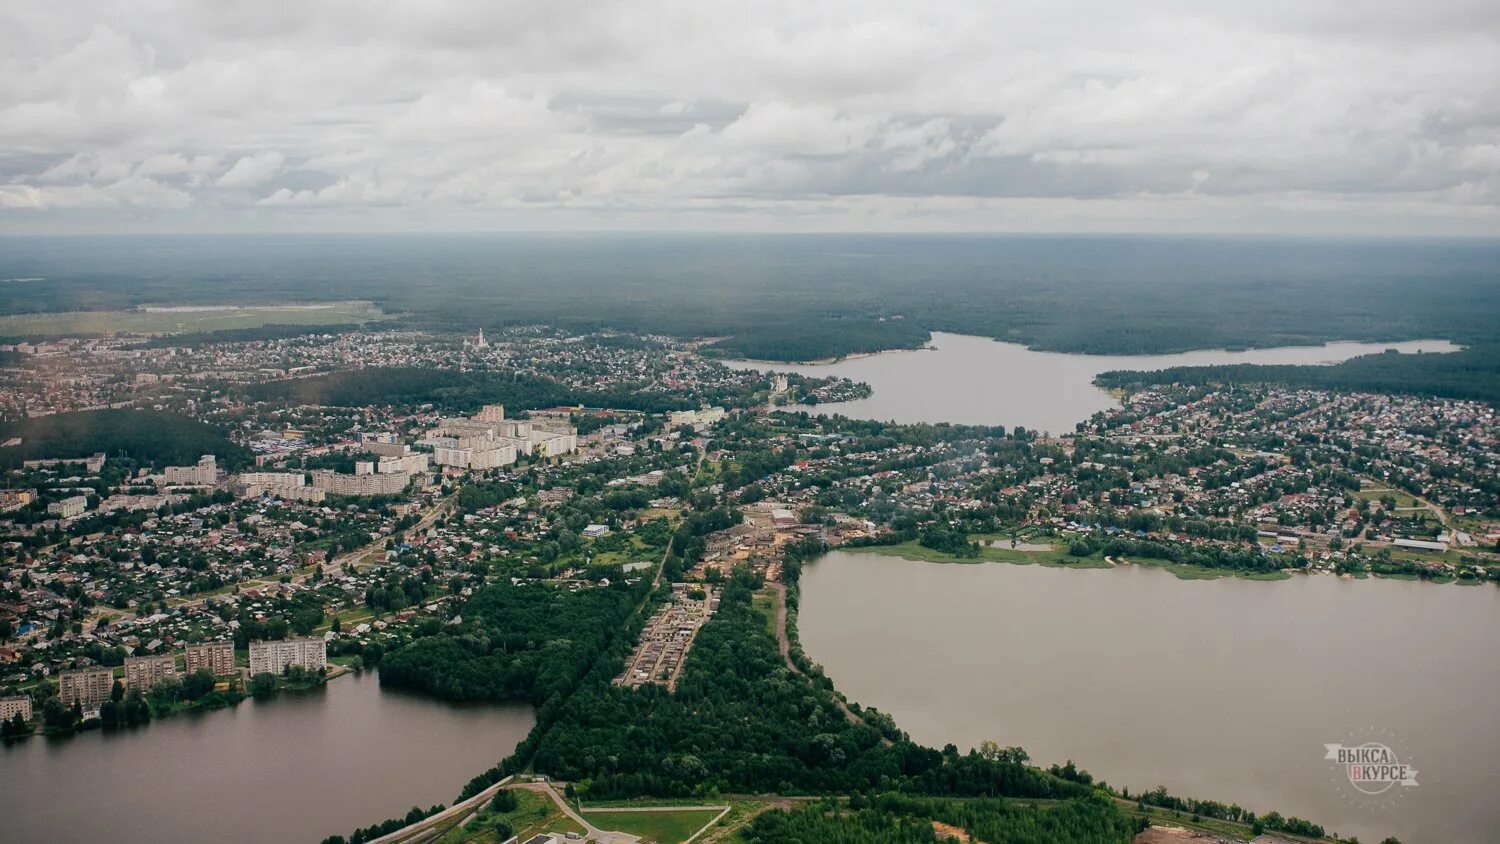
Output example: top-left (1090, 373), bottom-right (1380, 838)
top-left (0, 670), bottom-right (534, 844)
top-left (800, 550), bottom-right (1500, 844)
top-left (723, 332), bottom-right (1459, 431)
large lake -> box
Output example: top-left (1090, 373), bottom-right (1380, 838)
top-left (0, 670), bottom-right (534, 844)
top-left (799, 551), bottom-right (1500, 844)
top-left (723, 333), bottom-right (1459, 431)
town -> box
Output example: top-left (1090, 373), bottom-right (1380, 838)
top-left (1, 323), bottom-right (1496, 844)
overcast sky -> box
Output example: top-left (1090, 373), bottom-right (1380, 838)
top-left (2, 0), bottom-right (1498, 235)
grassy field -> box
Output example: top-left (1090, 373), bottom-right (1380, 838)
top-left (752, 589), bottom-right (779, 638)
top-left (440, 789), bottom-right (585, 844)
top-left (1352, 486), bottom-right (1421, 507)
top-left (0, 301), bottom-right (383, 337)
top-left (580, 807), bottom-right (727, 843)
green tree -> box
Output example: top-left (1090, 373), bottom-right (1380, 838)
top-left (249, 673), bottom-right (280, 699)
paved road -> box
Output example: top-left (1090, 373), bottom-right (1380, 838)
top-left (366, 775), bottom-right (514, 844)
top-left (512, 782), bottom-right (641, 844)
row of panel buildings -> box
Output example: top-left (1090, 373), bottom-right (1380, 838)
top-left (22, 638), bottom-right (325, 717)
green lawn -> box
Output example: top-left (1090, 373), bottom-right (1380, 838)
top-left (442, 789), bottom-right (585, 844)
top-left (0, 301), bottom-right (383, 337)
top-left (752, 590), bottom-right (779, 638)
top-left (580, 807), bottom-right (726, 843)
top-left (1352, 487), bottom-right (1420, 507)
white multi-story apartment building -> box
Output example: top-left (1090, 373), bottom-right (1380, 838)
top-left (311, 469), bottom-right (411, 497)
top-left (184, 641), bottom-right (236, 676)
top-left (432, 442), bottom-right (517, 471)
top-left (234, 471), bottom-right (326, 503)
top-left (47, 495), bottom-right (88, 519)
top-left (236, 471), bottom-right (306, 488)
top-left (164, 454), bottom-right (217, 486)
top-left (528, 426), bottom-right (577, 458)
top-left (428, 405), bottom-right (576, 462)
top-left (123, 654), bottom-right (177, 691)
top-left (58, 667), bottom-right (115, 711)
top-left (377, 453), bottom-right (430, 475)
top-left (248, 638), bottom-right (327, 676)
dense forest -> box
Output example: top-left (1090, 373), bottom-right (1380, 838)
top-left (4, 234), bottom-right (1496, 362)
top-left (1096, 344), bottom-right (1500, 403)
top-left (378, 580), bottom-right (643, 704)
top-left (705, 317), bottom-right (931, 362)
top-left (245, 367), bottom-right (693, 414)
top-left (0, 409), bottom-right (251, 470)
top-left (384, 578), bottom-right (1091, 803)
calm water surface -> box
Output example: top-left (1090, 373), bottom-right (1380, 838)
top-left (724, 332), bottom-right (1459, 431)
top-left (799, 551), bottom-right (1500, 844)
top-left (0, 670), bottom-right (534, 844)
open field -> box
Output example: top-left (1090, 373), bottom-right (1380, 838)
top-left (580, 807), bottom-right (727, 843)
top-left (1352, 486), bottom-right (1421, 507)
top-left (752, 590), bottom-right (779, 638)
top-left (0, 301), bottom-right (383, 337)
top-left (439, 789), bottom-right (585, 844)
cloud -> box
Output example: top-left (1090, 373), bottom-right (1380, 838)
top-left (216, 151), bottom-right (285, 188)
top-left (0, 0), bottom-right (1497, 234)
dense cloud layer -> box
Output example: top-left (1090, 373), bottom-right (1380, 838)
top-left (2, 0), bottom-right (1498, 234)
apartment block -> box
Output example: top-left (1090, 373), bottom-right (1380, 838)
top-left (0, 695), bottom-right (33, 722)
top-left (123, 654), bottom-right (178, 692)
top-left (47, 495), bottom-right (88, 519)
top-left (310, 468), bottom-right (411, 497)
top-left (432, 442), bottom-right (517, 471)
top-left (184, 640), bottom-right (237, 676)
top-left (248, 638), bottom-right (327, 676)
top-left (58, 667), bottom-right (115, 711)
top-left (377, 452), bottom-right (430, 475)
top-left (164, 454), bottom-right (217, 486)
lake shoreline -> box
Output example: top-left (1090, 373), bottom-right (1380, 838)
top-left (798, 549), bottom-right (1500, 844)
top-left (720, 335), bottom-right (1463, 369)
top-left (845, 541), bottom-right (1492, 585)
top-left (717, 332), bottom-right (1462, 430)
